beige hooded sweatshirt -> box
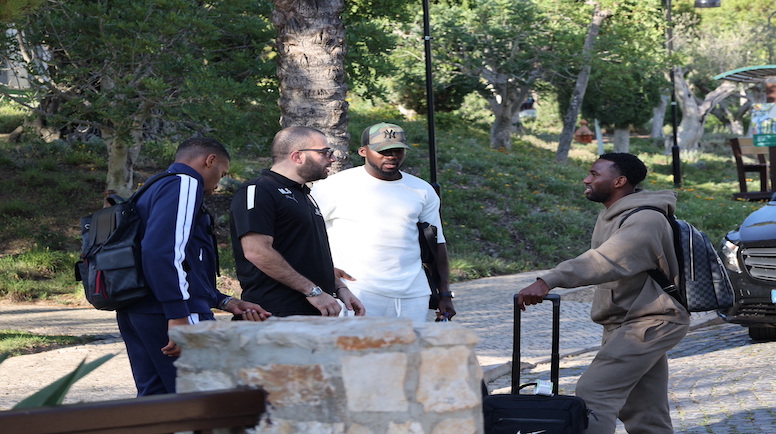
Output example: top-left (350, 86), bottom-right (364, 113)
top-left (541, 190), bottom-right (690, 326)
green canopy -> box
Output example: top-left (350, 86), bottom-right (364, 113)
top-left (714, 65), bottom-right (776, 83)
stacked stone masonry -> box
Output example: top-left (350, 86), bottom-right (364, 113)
top-left (170, 316), bottom-right (484, 434)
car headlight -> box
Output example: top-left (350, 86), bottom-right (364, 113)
top-left (720, 239), bottom-right (742, 274)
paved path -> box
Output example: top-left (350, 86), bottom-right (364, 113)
top-left (0, 271), bottom-right (607, 409)
top-left (450, 272), bottom-right (717, 380)
top-left (0, 271), bottom-right (729, 432)
top-left (487, 321), bottom-right (776, 434)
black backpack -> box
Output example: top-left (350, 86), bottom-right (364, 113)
top-left (619, 206), bottom-right (735, 312)
top-left (74, 172), bottom-right (173, 310)
top-left (418, 221), bottom-right (440, 310)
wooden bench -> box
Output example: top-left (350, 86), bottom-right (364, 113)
top-left (730, 137), bottom-right (773, 200)
top-left (0, 388), bottom-right (266, 434)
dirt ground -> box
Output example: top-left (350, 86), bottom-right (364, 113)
top-left (0, 303), bottom-right (135, 410)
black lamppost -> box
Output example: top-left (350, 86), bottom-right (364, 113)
top-left (422, 0), bottom-right (440, 196)
top-left (667, 0), bottom-right (681, 187)
top-left (667, 0), bottom-right (721, 188)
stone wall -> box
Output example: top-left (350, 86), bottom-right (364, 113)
top-left (170, 317), bottom-right (483, 433)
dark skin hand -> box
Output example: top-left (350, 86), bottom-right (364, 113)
top-left (516, 278), bottom-right (552, 311)
top-left (433, 243), bottom-right (456, 321)
top-left (435, 297), bottom-right (456, 321)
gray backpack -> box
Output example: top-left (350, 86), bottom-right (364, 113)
top-left (619, 206), bottom-right (735, 312)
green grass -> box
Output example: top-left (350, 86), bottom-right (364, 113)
top-left (0, 249), bottom-right (83, 303)
top-left (371, 115), bottom-right (760, 280)
top-left (0, 101), bottom-right (27, 133)
top-left (0, 105), bottom-right (764, 302)
top-left (0, 330), bottom-right (93, 356)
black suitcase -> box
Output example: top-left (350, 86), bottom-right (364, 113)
top-left (482, 294), bottom-right (588, 434)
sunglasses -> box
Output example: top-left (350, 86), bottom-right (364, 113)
top-left (297, 148), bottom-right (335, 158)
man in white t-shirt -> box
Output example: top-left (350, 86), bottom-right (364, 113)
top-left (311, 122), bottom-right (456, 323)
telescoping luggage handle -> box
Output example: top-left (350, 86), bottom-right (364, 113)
top-left (512, 293), bottom-right (561, 395)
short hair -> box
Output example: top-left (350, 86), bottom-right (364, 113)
top-left (175, 138), bottom-right (230, 162)
top-left (271, 126), bottom-right (325, 163)
top-left (599, 153), bottom-right (647, 187)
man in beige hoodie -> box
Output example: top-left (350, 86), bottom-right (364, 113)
top-left (518, 153), bottom-right (690, 434)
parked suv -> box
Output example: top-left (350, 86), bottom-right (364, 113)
top-left (719, 200), bottom-right (776, 341)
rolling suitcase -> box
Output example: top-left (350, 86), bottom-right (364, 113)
top-left (482, 294), bottom-right (588, 434)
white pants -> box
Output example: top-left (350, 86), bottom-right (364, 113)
top-left (342, 290), bottom-right (429, 323)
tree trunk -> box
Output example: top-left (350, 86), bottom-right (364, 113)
top-left (650, 93), bottom-right (668, 141)
top-left (480, 66), bottom-right (536, 150)
top-left (613, 127), bottom-right (630, 153)
top-left (710, 95), bottom-right (751, 137)
top-left (710, 105), bottom-right (746, 136)
top-left (98, 74), bottom-right (148, 198)
top-left (489, 99), bottom-right (515, 150)
top-left (104, 130), bottom-right (131, 198)
top-left (673, 67), bottom-right (736, 150)
top-left (555, 6), bottom-right (612, 163)
top-left (103, 127), bottom-right (143, 199)
top-left (272, 0), bottom-right (350, 173)
top-left (10, 95), bottom-right (62, 143)
top-left (485, 83), bottom-right (529, 150)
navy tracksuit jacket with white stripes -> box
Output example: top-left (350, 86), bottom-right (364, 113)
top-left (117, 162), bottom-right (227, 396)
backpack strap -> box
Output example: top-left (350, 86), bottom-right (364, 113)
top-left (128, 172), bottom-right (176, 204)
top-left (618, 206), bottom-right (666, 229)
top-left (91, 207), bottom-right (118, 246)
top-left (417, 222), bottom-right (438, 264)
top-left (87, 172), bottom-right (176, 250)
top-left (618, 206), bottom-right (685, 303)
top-left (105, 194), bottom-right (126, 206)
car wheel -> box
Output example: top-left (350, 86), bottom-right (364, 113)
top-left (748, 326), bottom-right (776, 341)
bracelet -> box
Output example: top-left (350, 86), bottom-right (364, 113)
top-left (333, 287), bottom-right (347, 299)
top-left (219, 296), bottom-right (234, 311)
top-left (439, 292), bottom-right (454, 299)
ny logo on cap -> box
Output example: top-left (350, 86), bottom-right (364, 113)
top-left (383, 129), bottom-right (398, 140)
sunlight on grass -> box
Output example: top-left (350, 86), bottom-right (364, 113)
top-left (0, 330), bottom-right (92, 357)
top-left (0, 249), bottom-right (83, 302)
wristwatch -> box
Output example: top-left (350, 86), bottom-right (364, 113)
top-left (306, 286), bottom-right (323, 297)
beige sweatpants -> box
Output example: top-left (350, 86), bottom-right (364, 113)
top-left (576, 318), bottom-right (689, 434)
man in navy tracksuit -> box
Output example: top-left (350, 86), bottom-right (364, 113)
top-left (117, 138), bottom-right (271, 396)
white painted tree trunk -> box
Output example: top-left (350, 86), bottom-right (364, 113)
top-left (650, 94), bottom-right (668, 140)
top-left (613, 127), bottom-right (630, 153)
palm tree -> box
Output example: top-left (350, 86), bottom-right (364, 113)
top-left (272, 0), bottom-right (350, 172)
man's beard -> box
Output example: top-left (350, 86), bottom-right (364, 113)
top-left (299, 159), bottom-right (329, 182)
top-left (367, 159), bottom-right (402, 179)
top-left (585, 188), bottom-right (609, 203)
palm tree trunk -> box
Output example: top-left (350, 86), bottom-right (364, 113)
top-left (272, 0), bottom-right (350, 173)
